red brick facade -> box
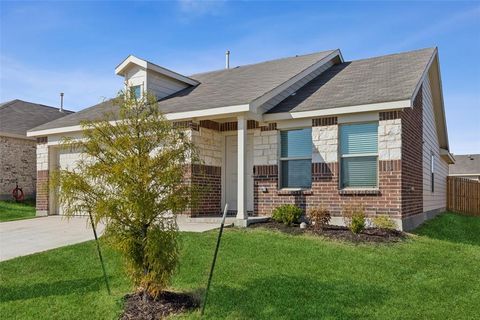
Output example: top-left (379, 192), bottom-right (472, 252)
top-left (254, 160), bottom-right (402, 218)
top-left (253, 89), bottom-right (425, 220)
top-left (185, 164), bottom-right (222, 216)
top-left (400, 87), bottom-right (424, 217)
top-left (36, 170), bottom-right (49, 212)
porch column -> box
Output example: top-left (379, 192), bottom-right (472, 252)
top-left (236, 115), bottom-right (247, 222)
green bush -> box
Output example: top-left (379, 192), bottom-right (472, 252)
top-left (308, 206), bottom-right (331, 229)
top-left (372, 215), bottom-right (397, 230)
top-left (272, 204), bottom-right (303, 226)
top-left (342, 204), bottom-right (366, 234)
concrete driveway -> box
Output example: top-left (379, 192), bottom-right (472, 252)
top-left (0, 216), bottom-right (220, 262)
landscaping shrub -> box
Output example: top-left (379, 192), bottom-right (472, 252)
top-left (308, 206), bottom-right (331, 229)
top-left (51, 90), bottom-right (199, 298)
top-left (272, 204), bottom-right (303, 226)
top-left (342, 204), bottom-right (366, 234)
top-left (372, 215), bottom-right (397, 230)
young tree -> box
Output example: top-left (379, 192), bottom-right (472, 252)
top-left (51, 90), bottom-right (199, 298)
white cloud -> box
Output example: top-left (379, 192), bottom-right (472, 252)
top-left (0, 55), bottom-right (122, 111)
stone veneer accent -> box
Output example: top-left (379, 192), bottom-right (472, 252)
top-left (312, 120), bottom-right (338, 163)
top-left (0, 136), bottom-right (37, 200)
top-left (378, 118), bottom-right (402, 160)
top-left (191, 126), bottom-right (222, 167)
top-left (253, 129), bottom-right (278, 166)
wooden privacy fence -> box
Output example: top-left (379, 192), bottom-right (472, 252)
top-left (447, 177), bottom-right (480, 216)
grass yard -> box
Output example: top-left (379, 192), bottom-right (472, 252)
top-left (0, 199), bottom-right (36, 222)
top-left (1, 212), bottom-right (479, 319)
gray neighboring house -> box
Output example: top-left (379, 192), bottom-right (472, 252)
top-left (449, 154), bottom-right (480, 181)
top-left (0, 99), bottom-right (73, 200)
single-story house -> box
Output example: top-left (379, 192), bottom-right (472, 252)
top-left (0, 99), bottom-right (73, 200)
top-left (27, 47), bottom-right (454, 230)
top-left (449, 154), bottom-right (480, 181)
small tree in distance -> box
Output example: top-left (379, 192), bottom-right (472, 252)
top-left (51, 90), bottom-right (199, 298)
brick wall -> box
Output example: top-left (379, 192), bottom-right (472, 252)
top-left (0, 136), bottom-right (37, 200)
top-left (185, 164), bottom-right (222, 216)
top-left (401, 87), bottom-right (424, 217)
top-left (254, 115), bottom-right (404, 219)
top-left (35, 138), bottom-right (49, 215)
top-left (36, 169), bottom-right (49, 213)
top-left (254, 160), bottom-right (402, 218)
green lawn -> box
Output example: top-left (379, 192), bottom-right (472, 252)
top-left (1, 212), bottom-right (479, 319)
top-left (0, 199), bottom-right (36, 222)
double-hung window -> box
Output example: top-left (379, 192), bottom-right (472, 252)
top-left (131, 85), bottom-right (141, 99)
top-left (280, 128), bottom-right (312, 188)
top-left (340, 122), bottom-right (378, 188)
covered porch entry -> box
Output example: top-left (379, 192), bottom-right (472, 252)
top-left (191, 115), bottom-right (261, 225)
top-left (223, 131), bottom-right (254, 216)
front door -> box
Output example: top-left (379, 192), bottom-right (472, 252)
top-left (225, 134), bottom-right (254, 213)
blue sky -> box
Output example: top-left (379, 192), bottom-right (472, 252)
top-left (1, 0), bottom-right (479, 154)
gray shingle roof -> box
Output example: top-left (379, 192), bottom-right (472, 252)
top-left (449, 154), bottom-right (480, 175)
top-left (29, 48), bottom-right (436, 133)
top-left (29, 50), bottom-right (336, 132)
top-left (267, 47), bottom-right (435, 114)
top-left (0, 100), bottom-right (74, 137)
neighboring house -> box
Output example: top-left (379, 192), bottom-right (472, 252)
top-left (449, 154), bottom-right (480, 181)
top-left (0, 100), bottom-right (73, 200)
top-left (27, 47), bottom-right (454, 230)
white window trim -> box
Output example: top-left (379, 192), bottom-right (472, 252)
top-left (279, 128), bottom-right (312, 189)
top-left (339, 122), bottom-right (379, 189)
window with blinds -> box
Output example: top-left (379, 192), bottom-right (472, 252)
top-left (280, 128), bottom-right (312, 188)
top-left (339, 122), bottom-right (378, 188)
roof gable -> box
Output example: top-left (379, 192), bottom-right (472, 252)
top-left (115, 55), bottom-right (199, 86)
top-left (155, 50), bottom-right (338, 114)
top-left (267, 48), bottom-right (436, 114)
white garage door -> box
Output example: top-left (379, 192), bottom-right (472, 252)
top-left (55, 148), bottom-right (84, 215)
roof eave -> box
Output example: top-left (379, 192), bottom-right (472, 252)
top-left (410, 48), bottom-right (450, 152)
top-left (115, 55), bottom-right (199, 86)
top-left (263, 99), bottom-right (411, 121)
top-left (0, 131), bottom-right (34, 140)
top-left (440, 148), bottom-right (455, 164)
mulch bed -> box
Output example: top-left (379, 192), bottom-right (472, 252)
top-left (120, 291), bottom-right (199, 320)
top-left (250, 219), bottom-right (406, 244)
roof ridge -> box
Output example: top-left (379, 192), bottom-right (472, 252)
top-left (0, 99), bottom-right (75, 113)
top-left (189, 49), bottom-right (338, 78)
top-left (345, 47), bottom-right (436, 64)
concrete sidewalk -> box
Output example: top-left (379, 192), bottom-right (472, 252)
top-left (0, 216), bottom-right (220, 262)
